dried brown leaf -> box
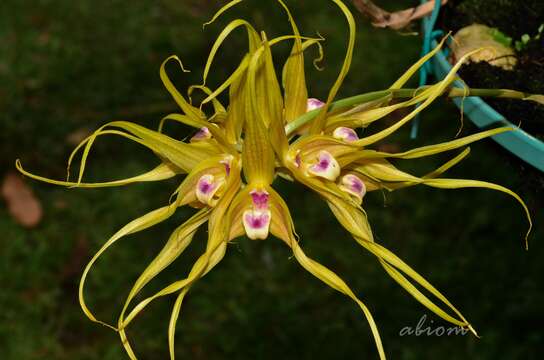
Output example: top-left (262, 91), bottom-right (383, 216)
top-left (2, 172), bottom-right (43, 227)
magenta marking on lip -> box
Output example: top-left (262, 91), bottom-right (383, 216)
top-left (316, 158), bottom-right (330, 170)
top-left (220, 158), bottom-right (231, 176)
top-left (351, 180), bottom-right (363, 192)
top-left (220, 155), bottom-right (234, 176)
top-left (224, 162), bottom-right (231, 175)
top-left (198, 180), bottom-right (213, 194)
top-left (250, 189), bottom-right (269, 210)
top-left (196, 174), bottom-right (223, 206)
top-left (307, 151), bottom-right (340, 181)
top-left (311, 152), bottom-right (332, 172)
top-left (243, 189), bottom-right (272, 240)
top-left (295, 153), bottom-right (301, 168)
top-left (244, 212), bottom-right (270, 229)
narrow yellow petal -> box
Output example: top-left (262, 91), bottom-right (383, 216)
top-left (310, 0), bottom-right (356, 134)
top-left (200, 54), bottom-right (249, 107)
top-left (16, 160), bottom-right (178, 188)
top-left (160, 56), bottom-right (203, 121)
top-left (357, 48), bottom-right (489, 146)
top-left (247, 32), bottom-right (287, 159)
top-left (347, 153), bottom-right (531, 248)
top-left (79, 204), bottom-right (178, 330)
top-left (352, 158), bottom-right (421, 183)
top-left (117, 210), bottom-right (209, 360)
top-left (222, 56), bottom-right (251, 143)
top-left (324, 95), bottom-right (393, 131)
top-left (331, 89), bottom-right (431, 134)
top-left (188, 85), bottom-right (227, 118)
top-left (290, 240), bottom-right (386, 360)
top-left (243, 38), bottom-right (276, 185)
top-left (74, 121), bottom-right (218, 180)
top-left (389, 34), bottom-right (449, 89)
top-left (202, 0), bottom-right (244, 28)
top-left (266, 189), bottom-right (386, 360)
top-left (118, 209), bottom-right (209, 327)
top-left (421, 178), bottom-right (532, 248)
top-left (422, 148), bottom-right (471, 179)
top-left (326, 196), bottom-right (473, 329)
top-left (363, 241), bottom-right (470, 327)
top-left (363, 127), bottom-right (512, 159)
top-left (202, 19), bottom-right (260, 86)
top-left (168, 287), bottom-right (190, 360)
top-left (159, 113), bottom-right (235, 153)
top-left (120, 158), bottom-right (242, 339)
top-left (250, 32), bottom-right (284, 128)
top-left (279, 0), bottom-right (309, 123)
top-left (352, 149), bottom-right (471, 192)
top-left (120, 241), bottom-right (227, 330)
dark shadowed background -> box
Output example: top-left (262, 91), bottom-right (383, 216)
top-left (1, 0), bottom-right (542, 359)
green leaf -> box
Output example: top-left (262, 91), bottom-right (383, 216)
top-left (490, 28), bottom-right (513, 47)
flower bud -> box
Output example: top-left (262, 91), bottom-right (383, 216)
top-left (338, 174), bottom-right (366, 203)
top-left (190, 127), bottom-right (212, 142)
top-left (307, 98), bottom-right (325, 112)
top-left (333, 127), bottom-right (359, 142)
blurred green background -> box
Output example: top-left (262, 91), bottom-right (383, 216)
top-left (1, 0), bottom-right (542, 359)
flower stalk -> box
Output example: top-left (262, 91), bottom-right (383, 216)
top-left (286, 87), bottom-right (544, 136)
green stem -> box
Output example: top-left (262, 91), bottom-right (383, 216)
top-left (285, 87), bottom-right (535, 136)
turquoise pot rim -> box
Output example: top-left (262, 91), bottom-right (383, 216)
top-left (422, 15), bottom-right (544, 172)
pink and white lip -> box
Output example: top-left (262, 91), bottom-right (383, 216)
top-left (307, 150), bottom-right (340, 181)
top-left (243, 211), bottom-right (271, 240)
top-left (195, 174), bottom-right (223, 206)
top-left (338, 174), bottom-right (366, 203)
top-left (307, 98), bottom-right (325, 112)
top-left (333, 127), bottom-right (359, 142)
top-left (243, 189), bottom-right (271, 240)
top-left (190, 126), bottom-right (212, 142)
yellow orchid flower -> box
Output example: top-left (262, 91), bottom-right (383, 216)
top-left (16, 1), bottom-right (538, 359)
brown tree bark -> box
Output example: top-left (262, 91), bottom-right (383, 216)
top-left (351, 0), bottom-right (448, 30)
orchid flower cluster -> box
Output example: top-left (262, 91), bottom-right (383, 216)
top-left (17, 1), bottom-right (537, 359)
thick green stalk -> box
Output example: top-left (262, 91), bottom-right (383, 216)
top-left (285, 87), bottom-right (537, 136)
